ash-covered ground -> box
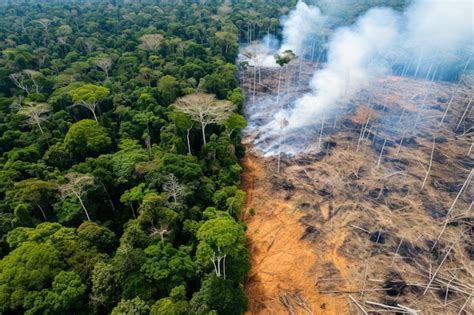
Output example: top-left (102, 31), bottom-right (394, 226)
top-left (241, 61), bottom-right (473, 314)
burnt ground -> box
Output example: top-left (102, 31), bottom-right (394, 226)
top-left (241, 61), bottom-right (473, 314)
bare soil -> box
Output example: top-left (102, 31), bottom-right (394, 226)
top-left (242, 152), bottom-right (350, 314)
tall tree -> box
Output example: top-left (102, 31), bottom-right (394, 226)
top-left (15, 102), bottom-right (51, 135)
top-left (163, 173), bottom-right (185, 206)
top-left (174, 93), bottom-right (235, 145)
top-left (59, 173), bottom-right (95, 221)
top-left (139, 34), bottom-right (164, 52)
top-left (69, 84), bottom-right (110, 123)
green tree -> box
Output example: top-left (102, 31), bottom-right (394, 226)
top-left (91, 261), bottom-right (121, 310)
top-left (0, 242), bottom-right (65, 313)
top-left (196, 216), bottom-right (249, 281)
top-left (157, 75), bottom-right (180, 105)
top-left (10, 178), bottom-right (59, 224)
top-left (141, 243), bottom-right (197, 293)
top-left (69, 84), bottom-right (110, 123)
top-left (25, 271), bottom-right (87, 314)
top-left (151, 285), bottom-right (189, 315)
top-left (112, 297), bottom-right (150, 315)
top-left (189, 276), bottom-right (247, 315)
top-left (64, 119), bottom-right (112, 160)
top-left (225, 113), bottom-right (247, 138)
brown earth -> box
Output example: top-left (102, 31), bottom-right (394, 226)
top-left (241, 152), bottom-right (351, 315)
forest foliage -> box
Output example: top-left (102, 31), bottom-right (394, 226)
top-left (0, 0), bottom-right (297, 314)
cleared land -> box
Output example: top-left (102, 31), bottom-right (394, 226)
top-left (241, 62), bottom-right (473, 314)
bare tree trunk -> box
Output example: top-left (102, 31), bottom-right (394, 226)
top-left (129, 202), bottom-right (136, 219)
top-left (35, 202), bottom-right (47, 221)
top-left (36, 121), bottom-right (44, 135)
top-left (91, 108), bottom-right (99, 123)
top-left (319, 116), bottom-right (325, 150)
top-left (223, 255), bottom-right (226, 280)
top-left (421, 136), bottom-right (436, 191)
top-left (186, 127), bottom-right (192, 154)
top-left (396, 132), bottom-right (405, 157)
top-left (455, 96), bottom-right (472, 131)
top-left (440, 90), bottom-right (457, 124)
top-left (376, 139), bottom-right (387, 169)
top-left (432, 170), bottom-right (473, 250)
top-left (74, 191), bottom-right (91, 221)
top-left (276, 67), bottom-right (283, 104)
top-left (201, 124), bottom-right (207, 145)
top-left (253, 66), bottom-right (257, 105)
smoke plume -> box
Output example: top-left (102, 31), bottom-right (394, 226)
top-left (274, 0), bottom-right (473, 130)
top-left (280, 1), bottom-right (326, 56)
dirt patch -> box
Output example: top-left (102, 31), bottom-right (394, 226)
top-left (242, 153), bottom-right (350, 314)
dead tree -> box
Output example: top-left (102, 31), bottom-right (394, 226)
top-left (16, 102), bottom-right (51, 135)
top-left (174, 93), bottom-right (234, 145)
top-left (277, 117), bottom-right (289, 173)
top-left (163, 173), bottom-right (185, 206)
top-left (275, 50), bottom-right (296, 105)
top-left (74, 100), bottom-right (99, 123)
top-left (376, 138), bottom-right (387, 169)
top-left (59, 173), bottom-right (95, 221)
top-left (139, 34), bottom-right (164, 52)
top-left (9, 70), bottom-right (42, 95)
top-left (432, 169), bottom-right (473, 250)
top-left (318, 115), bottom-right (325, 150)
top-left (421, 136), bottom-right (436, 191)
top-left (186, 124), bottom-right (193, 155)
top-left (35, 18), bottom-right (52, 34)
top-left (150, 223), bottom-right (169, 244)
top-left (93, 57), bottom-right (112, 79)
top-left (440, 87), bottom-right (459, 124)
top-left (455, 96), bottom-right (472, 131)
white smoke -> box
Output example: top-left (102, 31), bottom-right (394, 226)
top-left (288, 8), bottom-right (399, 128)
top-left (281, 0), bottom-right (474, 130)
top-left (280, 1), bottom-right (326, 56)
top-left (401, 0), bottom-right (474, 71)
top-left (241, 1), bottom-right (325, 67)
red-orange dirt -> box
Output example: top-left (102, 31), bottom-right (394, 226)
top-left (241, 152), bottom-right (351, 315)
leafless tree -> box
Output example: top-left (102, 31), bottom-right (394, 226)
top-left (10, 72), bottom-right (32, 95)
top-left (35, 18), bottom-right (52, 34)
top-left (432, 169), bottom-right (473, 250)
top-left (59, 173), bottom-right (95, 221)
top-left (9, 70), bottom-right (42, 95)
top-left (139, 34), bottom-right (164, 52)
top-left (75, 100), bottom-right (99, 123)
top-left (150, 223), bottom-right (169, 244)
top-left (277, 117), bottom-right (289, 173)
top-left (16, 102), bottom-right (51, 135)
top-left (174, 93), bottom-right (235, 145)
top-left (242, 42), bottom-right (265, 104)
top-left (163, 173), bottom-right (185, 206)
top-left (376, 138), bottom-right (387, 169)
top-left (186, 124), bottom-right (193, 155)
top-left (93, 57), bottom-right (113, 79)
top-left (421, 136), bottom-right (436, 191)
